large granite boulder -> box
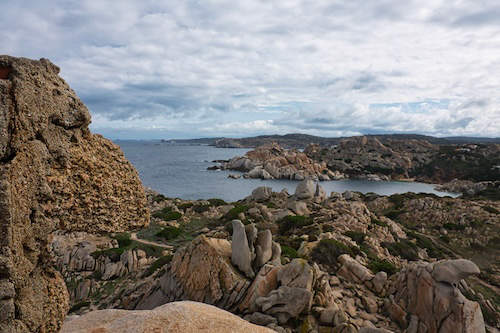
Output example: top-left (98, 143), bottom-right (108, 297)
top-left (134, 236), bottom-right (250, 311)
top-left (386, 260), bottom-right (485, 333)
top-left (232, 220), bottom-right (255, 278)
top-left (61, 301), bottom-right (274, 333)
top-left (295, 179), bottom-right (316, 199)
top-left (0, 56), bottom-right (149, 333)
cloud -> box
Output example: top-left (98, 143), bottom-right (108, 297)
top-left (1, 0), bottom-right (499, 138)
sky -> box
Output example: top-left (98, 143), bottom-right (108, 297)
top-left (2, 0), bottom-right (500, 139)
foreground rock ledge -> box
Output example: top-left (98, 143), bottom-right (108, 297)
top-left (0, 55), bottom-right (149, 332)
top-left (61, 301), bottom-right (274, 333)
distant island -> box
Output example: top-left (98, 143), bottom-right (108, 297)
top-left (164, 133), bottom-right (500, 149)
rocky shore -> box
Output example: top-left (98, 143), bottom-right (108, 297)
top-left (1, 56), bottom-right (498, 333)
top-left (217, 143), bottom-right (344, 181)
top-left (215, 137), bottom-right (500, 185)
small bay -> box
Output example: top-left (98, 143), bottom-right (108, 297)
top-left (117, 140), bottom-right (457, 202)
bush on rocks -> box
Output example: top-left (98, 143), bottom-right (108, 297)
top-left (311, 239), bottom-right (358, 268)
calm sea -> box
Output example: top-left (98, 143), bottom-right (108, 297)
top-left (116, 141), bottom-right (457, 202)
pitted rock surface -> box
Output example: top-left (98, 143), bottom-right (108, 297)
top-left (0, 56), bottom-right (148, 333)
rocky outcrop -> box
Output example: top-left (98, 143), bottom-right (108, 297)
top-left (0, 56), bottom-right (148, 332)
top-left (61, 301), bottom-right (274, 333)
top-left (135, 235), bottom-right (250, 311)
top-left (222, 143), bottom-right (336, 180)
top-left (386, 260), bottom-right (485, 333)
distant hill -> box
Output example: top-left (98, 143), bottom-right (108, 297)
top-left (164, 133), bottom-right (499, 149)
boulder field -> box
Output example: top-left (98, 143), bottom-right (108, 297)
top-left (56, 183), bottom-right (498, 333)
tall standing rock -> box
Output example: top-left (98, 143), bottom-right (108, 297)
top-left (0, 56), bottom-right (149, 333)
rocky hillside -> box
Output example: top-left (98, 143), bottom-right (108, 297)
top-left (57, 183), bottom-right (499, 332)
top-left (174, 134), bottom-right (499, 149)
top-left (305, 136), bottom-right (500, 183)
top-left (0, 56), bottom-right (149, 333)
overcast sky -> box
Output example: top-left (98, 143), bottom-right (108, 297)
top-left (2, 1), bottom-right (500, 139)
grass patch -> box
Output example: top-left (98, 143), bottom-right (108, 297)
top-left (144, 255), bottom-right (173, 277)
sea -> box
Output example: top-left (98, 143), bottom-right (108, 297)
top-left (116, 141), bottom-right (458, 202)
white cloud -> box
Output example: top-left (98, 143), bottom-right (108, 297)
top-left (1, 0), bottom-right (499, 138)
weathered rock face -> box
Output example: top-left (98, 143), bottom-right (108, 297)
top-left (386, 260), bottom-right (485, 333)
top-left (61, 301), bottom-right (275, 333)
top-left (134, 235), bottom-right (250, 311)
top-left (0, 56), bottom-right (149, 332)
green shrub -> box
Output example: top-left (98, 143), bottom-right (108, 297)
top-left (156, 226), bottom-right (182, 240)
top-left (368, 258), bottom-right (398, 275)
top-left (69, 301), bottom-right (90, 313)
top-left (152, 194), bottom-right (167, 203)
top-left (443, 223), bottom-right (466, 231)
top-left (439, 235), bottom-right (451, 243)
top-left (223, 205), bottom-right (249, 220)
top-left (278, 215), bottom-right (313, 234)
top-left (113, 232), bottom-right (132, 248)
top-left (470, 220), bottom-right (485, 229)
top-left (144, 255), bottom-right (172, 277)
top-left (344, 231), bottom-right (366, 245)
top-left (281, 245), bottom-right (299, 259)
top-left (178, 202), bottom-right (194, 211)
top-left (192, 204), bottom-right (211, 213)
top-left (406, 230), bottom-right (442, 258)
top-left (311, 239), bottom-right (357, 268)
top-left (91, 247), bottom-right (125, 262)
top-left (208, 198), bottom-right (227, 206)
top-left (382, 240), bottom-right (418, 261)
top-left (384, 209), bottom-right (405, 220)
top-left (266, 202), bottom-right (277, 209)
top-left (483, 205), bottom-right (499, 214)
top-left (152, 207), bottom-right (182, 221)
top-left (371, 216), bottom-right (388, 227)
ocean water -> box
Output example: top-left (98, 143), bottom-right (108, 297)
top-left (117, 141), bottom-right (457, 202)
